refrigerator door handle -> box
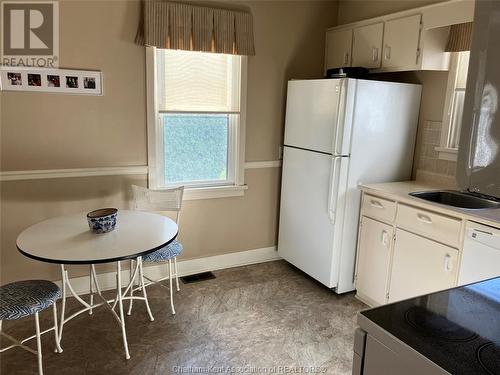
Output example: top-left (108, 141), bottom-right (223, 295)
top-left (327, 156), bottom-right (343, 224)
top-left (332, 79), bottom-right (346, 155)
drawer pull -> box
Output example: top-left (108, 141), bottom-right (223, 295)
top-left (443, 254), bottom-right (452, 272)
top-left (417, 213), bottom-right (433, 224)
top-left (370, 200), bottom-right (384, 209)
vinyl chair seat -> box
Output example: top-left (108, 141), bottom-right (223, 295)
top-left (0, 280), bottom-right (61, 320)
top-left (142, 240), bottom-right (183, 262)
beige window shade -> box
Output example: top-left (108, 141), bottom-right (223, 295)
top-left (445, 22), bottom-right (473, 52)
top-left (136, 0), bottom-right (255, 56)
top-left (156, 49), bottom-right (241, 112)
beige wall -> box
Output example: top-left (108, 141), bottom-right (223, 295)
top-left (0, 0), bottom-right (338, 283)
top-left (337, 0), bottom-right (456, 179)
top-left (1, 0), bottom-right (148, 170)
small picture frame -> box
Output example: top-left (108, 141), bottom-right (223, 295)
top-left (0, 67), bottom-right (103, 95)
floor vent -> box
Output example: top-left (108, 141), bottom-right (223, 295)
top-left (181, 271), bottom-right (216, 284)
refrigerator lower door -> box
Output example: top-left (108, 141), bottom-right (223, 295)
top-left (278, 146), bottom-right (347, 288)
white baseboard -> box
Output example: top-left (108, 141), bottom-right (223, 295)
top-left (57, 246), bottom-right (280, 295)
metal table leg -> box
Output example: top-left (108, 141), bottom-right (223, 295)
top-left (57, 260), bottom-right (154, 359)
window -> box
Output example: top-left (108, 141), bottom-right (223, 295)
top-left (147, 47), bottom-right (247, 198)
top-left (437, 51), bottom-right (470, 161)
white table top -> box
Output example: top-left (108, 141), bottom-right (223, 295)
top-left (16, 210), bottom-right (178, 264)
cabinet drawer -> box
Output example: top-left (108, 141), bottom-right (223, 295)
top-left (396, 204), bottom-right (461, 247)
top-left (361, 194), bottom-right (396, 223)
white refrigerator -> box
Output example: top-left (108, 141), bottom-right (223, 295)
top-left (278, 78), bottom-right (421, 293)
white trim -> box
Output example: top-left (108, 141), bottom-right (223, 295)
top-left (146, 46), bottom-right (161, 189)
top-left (0, 160), bottom-right (281, 182)
top-left (435, 146), bottom-right (458, 162)
top-left (54, 246), bottom-right (280, 295)
top-left (0, 166), bottom-right (148, 181)
top-left (439, 51), bottom-right (469, 159)
top-left (244, 160), bottom-right (282, 169)
top-left (147, 50), bottom-right (247, 191)
top-left (183, 184), bottom-right (248, 200)
top-left (158, 110), bottom-right (241, 115)
top-left (237, 57), bottom-right (248, 187)
top-left (440, 52), bottom-right (459, 150)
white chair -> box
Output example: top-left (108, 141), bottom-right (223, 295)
top-left (128, 185), bottom-right (184, 315)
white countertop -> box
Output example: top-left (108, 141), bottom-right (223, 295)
top-left (360, 181), bottom-right (500, 228)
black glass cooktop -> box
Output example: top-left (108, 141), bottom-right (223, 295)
top-left (361, 277), bottom-right (500, 375)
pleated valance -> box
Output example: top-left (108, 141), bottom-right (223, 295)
top-left (445, 22), bottom-right (473, 52)
top-left (135, 0), bottom-right (255, 56)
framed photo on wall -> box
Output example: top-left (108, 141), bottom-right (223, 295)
top-left (0, 67), bottom-right (103, 95)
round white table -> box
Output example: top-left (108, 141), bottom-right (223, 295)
top-left (16, 210), bottom-right (178, 359)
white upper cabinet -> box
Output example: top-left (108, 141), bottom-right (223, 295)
top-left (325, 29), bottom-right (353, 70)
top-left (324, 0), bottom-right (474, 73)
top-left (382, 14), bottom-right (422, 71)
top-left (352, 23), bottom-right (384, 69)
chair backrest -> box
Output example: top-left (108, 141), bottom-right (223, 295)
top-left (131, 185), bottom-right (184, 225)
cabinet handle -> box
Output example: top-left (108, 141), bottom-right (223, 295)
top-left (384, 45), bottom-right (391, 60)
top-left (372, 47), bottom-right (379, 62)
top-left (443, 254), bottom-right (452, 272)
top-left (381, 230), bottom-right (390, 247)
top-left (370, 200), bottom-right (384, 209)
top-left (344, 52), bottom-right (349, 65)
top-left (417, 213), bottom-right (433, 224)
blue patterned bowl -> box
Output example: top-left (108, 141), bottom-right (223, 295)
top-left (86, 208), bottom-right (118, 234)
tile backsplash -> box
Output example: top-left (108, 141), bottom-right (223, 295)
top-left (417, 121), bottom-right (457, 176)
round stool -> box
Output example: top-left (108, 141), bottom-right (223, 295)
top-left (0, 280), bottom-right (62, 375)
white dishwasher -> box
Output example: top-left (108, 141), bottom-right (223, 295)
top-left (458, 221), bottom-right (500, 286)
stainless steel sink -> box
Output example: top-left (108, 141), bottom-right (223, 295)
top-left (409, 190), bottom-right (500, 210)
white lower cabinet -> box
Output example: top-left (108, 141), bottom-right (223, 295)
top-left (356, 217), bottom-right (393, 306)
top-left (388, 229), bottom-right (458, 303)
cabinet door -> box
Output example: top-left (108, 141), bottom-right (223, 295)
top-left (352, 23), bottom-right (384, 69)
top-left (325, 29), bottom-right (353, 70)
top-left (382, 14), bottom-right (421, 70)
top-left (388, 229), bottom-right (458, 303)
top-left (355, 217), bottom-right (393, 306)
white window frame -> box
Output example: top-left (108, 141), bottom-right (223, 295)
top-left (437, 51), bottom-right (469, 162)
top-left (146, 46), bottom-right (248, 200)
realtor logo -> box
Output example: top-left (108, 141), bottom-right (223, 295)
top-left (1, 1), bottom-right (59, 67)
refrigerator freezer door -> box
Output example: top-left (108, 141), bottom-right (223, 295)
top-left (284, 79), bottom-right (342, 154)
top-left (457, 0), bottom-right (500, 198)
top-left (278, 146), bottom-right (347, 288)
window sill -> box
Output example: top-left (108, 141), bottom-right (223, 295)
top-left (183, 184), bottom-right (248, 200)
top-left (435, 147), bottom-right (458, 162)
